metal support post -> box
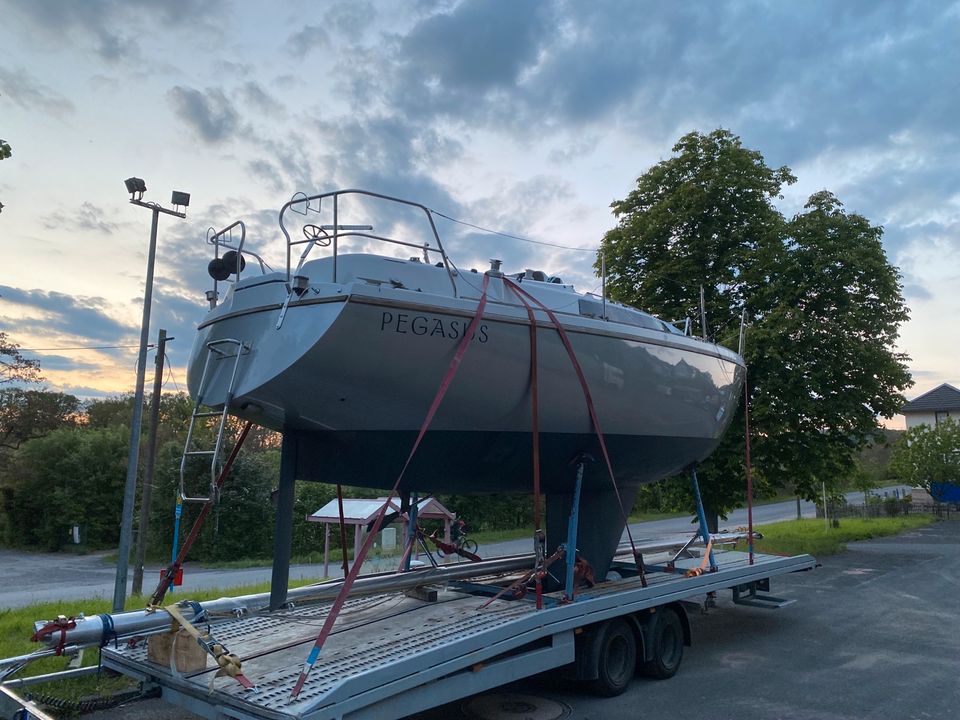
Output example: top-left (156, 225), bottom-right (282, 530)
top-left (270, 433), bottom-right (297, 611)
top-left (403, 492), bottom-right (419, 572)
top-left (564, 460), bottom-right (585, 601)
top-left (133, 328), bottom-right (169, 595)
top-left (690, 466), bottom-right (717, 570)
top-left (114, 206), bottom-right (160, 613)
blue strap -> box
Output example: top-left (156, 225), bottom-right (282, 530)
top-left (98, 613), bottom-right (116, 648)
top-left (185, 601), bottom-right (206, 624)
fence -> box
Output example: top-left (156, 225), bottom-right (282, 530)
top-left (817, 499), bottom-right (958, 520)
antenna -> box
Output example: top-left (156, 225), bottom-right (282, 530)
top-left (700, 285), bottom-right (707, 340)
top-left (738, 309), bottom-right (747, 355)
top-left (601, 253), bottom-right (607, 320)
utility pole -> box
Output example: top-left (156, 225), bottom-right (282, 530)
top-left (132, 329), bottom-right (170, 596)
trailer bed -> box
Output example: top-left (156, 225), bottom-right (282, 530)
top-left (102, 550), bottom-right (815, 720)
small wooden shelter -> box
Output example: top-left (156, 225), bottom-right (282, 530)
top-left (306, 497), bottom-right (456, 576)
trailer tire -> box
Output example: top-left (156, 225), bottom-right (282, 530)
top-left (586, 619), bottom-right (636, 697)
top-left (642, 607), bottom-right (684, 679)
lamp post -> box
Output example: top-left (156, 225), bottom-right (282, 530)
top-left (113, 178), bottom-right (189, 613)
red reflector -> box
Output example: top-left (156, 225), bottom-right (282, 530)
top-left (161, 567), bottom-right (184, 586)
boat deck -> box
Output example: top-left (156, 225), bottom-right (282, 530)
top-left (103, 550), bottom-right (815, 720)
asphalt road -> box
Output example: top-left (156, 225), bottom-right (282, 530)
top-left (0, 486), bottom-right (909, 610)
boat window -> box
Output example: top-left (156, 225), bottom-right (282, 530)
top-left (578, 298), bottom-right (664, 331)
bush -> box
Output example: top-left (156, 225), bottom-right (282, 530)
top-left (1, 426), bottom-right (127, 550)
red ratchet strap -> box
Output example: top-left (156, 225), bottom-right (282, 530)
top-left (479, 546), bottom-right (565, 609)
top-left (503, 282), bottom-right (545, 608)
top-left (503, 278), bottom-right (645, 579)
top-left (423, 528), bottom-right (481, 563)
top-left (150, 421), bottom-right (253, 607)
top-left (291, 273), bottom-right (492, 699)
top-left (31, 616), bottom-right (77, 655)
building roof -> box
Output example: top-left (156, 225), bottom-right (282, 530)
top-left (306, 496), bottom-right (454, 524)
top-left (901, 383), bottom-right (960, 413)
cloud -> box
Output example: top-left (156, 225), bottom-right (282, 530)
top-left (0, 286), bottom-right (132, 343)
top-left (902, 284), bottom-right (933, 302)
top-left (241, 82), bottom-right (283, 116)
top-left (43, 202), bottom-right (119, 235)
top-left (22, 354), bottom-right (101, 373)
top-left (0, 67), bottom-right (75, 117)
top-left (383, 0), bottom-right (551, 123)
top-left (6, 0), bottom-right (222, 62)
top-left (287, 25), bottom-right (332, 58)
top-left (167, 86), bottom-right (240, 143)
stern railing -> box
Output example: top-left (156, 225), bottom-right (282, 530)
top-left (278, 189), bottom-right (459, 298)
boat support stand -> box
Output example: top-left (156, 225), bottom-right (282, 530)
top-left (690, 465), bottom-right (718, 571)
top-left (563, 455), bottom-right (587, 602)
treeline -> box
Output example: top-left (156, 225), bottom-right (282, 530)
top-left (0, 386), bottom-right (905, 561)
top-left (0, 390), bottom-right (306, 559)
top-left (0, 389), bottom-right (544, 560)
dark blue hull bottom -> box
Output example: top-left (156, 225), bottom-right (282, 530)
top-left (289, 429), bottom-right (717, 494)
top-left (286, 429), bottom-right (718, 581)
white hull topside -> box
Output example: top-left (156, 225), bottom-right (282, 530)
top-left (188, 254), bottom-right (744, 452)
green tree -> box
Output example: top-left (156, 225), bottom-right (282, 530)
top-left (0, 389), bottom-right (81, 451)
top-left (599, 129), bottom-right (911, 527)
top-left (85, 395), bottom-right (136, 429)
top-left (0, 333), bottom-right (41, 386)
top-left (890, 418), bottom-right (960, 499)
top-left (2, 425), bottom-right (128, 550)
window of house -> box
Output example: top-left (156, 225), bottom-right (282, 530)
top-left (935, 410), bottom-right (951, 425)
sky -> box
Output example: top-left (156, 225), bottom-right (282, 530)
top-left (1, 0), bottom-right (958, 429)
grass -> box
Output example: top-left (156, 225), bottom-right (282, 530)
top-left (736, 515), bottom-right (937, 557)
top-left (0, 577), bottom-right (319, 709)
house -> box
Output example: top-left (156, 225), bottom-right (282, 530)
top-left (900, 383), bottom-right (960, 503)
top-left (900, 383), bottom-right (960, 430)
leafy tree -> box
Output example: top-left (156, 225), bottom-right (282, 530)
top-left (0, 333), bottom-right (41, 386)
top-left (85, 395), bottom-right (136, 429)
top-left (599, 129), bottom-right (911, 527)
top-left (890, 418), bottom-right (960, 499)
top-left (0, 389), bottom-right (81, 451)
top-left (1, 425), bottom-right (128, 550)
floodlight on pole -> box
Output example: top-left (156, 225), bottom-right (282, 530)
top-left (113, 177), bottom-right (188, 613)
top-left (171, 191), bottom-right (191, 210)
top-left (124, 177), bottom-right (147, 200)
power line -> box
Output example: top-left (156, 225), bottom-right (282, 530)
top-left (20, 344), bottom-right (154, 352)
top-left (429, 209), bottom-right (599, 253)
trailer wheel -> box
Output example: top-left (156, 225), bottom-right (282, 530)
top-left (586, 618), bottom-right (637, 697)
top-left (642, 607), bottom-right (684, 679)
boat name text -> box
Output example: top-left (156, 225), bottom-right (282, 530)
top-left (380, 312), bottom-right (489, 343)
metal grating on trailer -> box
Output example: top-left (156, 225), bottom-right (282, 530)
top-left (106, 588), bottom-right (540, 717)
top-left (102, 550), bottom-right (815, 719)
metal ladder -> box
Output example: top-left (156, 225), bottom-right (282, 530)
top-left (179, 338), bottom-right (249, 504)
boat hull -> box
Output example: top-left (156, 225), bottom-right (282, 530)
top-left (188, 283), bottom-right (743, 494)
